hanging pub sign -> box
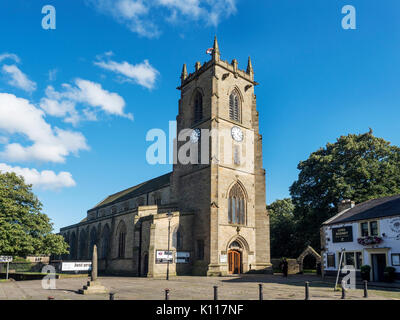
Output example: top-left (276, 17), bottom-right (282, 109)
top-left (156, 250), bottom-right (173, 264)
top-left (332, 226), bottom-right (353, 243)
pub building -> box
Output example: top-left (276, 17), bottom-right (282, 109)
top-left (320, 196), bottom-right (400, 282)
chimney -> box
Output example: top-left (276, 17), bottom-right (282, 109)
top-left (338, 199), bottom-right (355, 213)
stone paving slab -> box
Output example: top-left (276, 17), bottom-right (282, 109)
top-left (0, 274), bottom-right (399, 300)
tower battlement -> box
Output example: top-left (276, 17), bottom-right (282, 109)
top-left (178, 37), bottom-right (257, 90)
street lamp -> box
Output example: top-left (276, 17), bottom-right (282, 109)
top-left (166, 211), bottom-right (173, 280)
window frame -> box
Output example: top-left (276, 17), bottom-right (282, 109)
top-left (327, 254), bottom-right (336, 268)
top-left (358, 220), bottom-right (380, 237)
top-left (392, 254), bottom-right (400, 266)
top-left (338, 251), bottom-right (363, 270)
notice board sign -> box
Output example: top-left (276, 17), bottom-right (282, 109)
top-left (61, 262), bottom-right (92, 271)
top-left (176, 252), bottom-right (190, 264)
top-left (0, 256), bottom-right (12, 263)
top-left (156, 251), bottom-right (173, 264)
top-left (332, 226), bottom-right (353, 243)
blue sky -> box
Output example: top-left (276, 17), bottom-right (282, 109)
top-left (0, 0), bottom-right (399, 232)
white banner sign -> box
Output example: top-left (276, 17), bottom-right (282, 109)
top-left (61, 262), bottom-right (92, 271)
top-left (0, 256), bottom-right (12, 263)
top-left (156, 251), bottom-right (173, 263)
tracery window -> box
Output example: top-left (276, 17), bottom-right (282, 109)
top-left (228, 183), bottom-right (246, 225)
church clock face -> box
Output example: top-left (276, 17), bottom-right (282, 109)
top-left (231, 126), bottom-right (243, 142)
top-left (190, 128), bottom-right (201, 143)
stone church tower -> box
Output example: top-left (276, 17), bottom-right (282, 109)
top-left (171, 37), bottom-right (272, 275)
top-left (60, 37), bottom-right (271, 277)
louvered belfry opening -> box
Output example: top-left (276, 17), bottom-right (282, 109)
top-left (194, 91), bottom-right (203, 124)
top-left (229, 91), bottom-right (240, 122)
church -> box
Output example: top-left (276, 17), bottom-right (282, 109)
top-left (60, 37), bottom-right (272, 277)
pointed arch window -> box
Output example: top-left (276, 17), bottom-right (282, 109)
top-left (228, 183), bottom-right (246, 225)
top-left (117, 222), bottom-right (127, 259)
top-left (194, 91), bottom-right (203, 124)
top-left (229, 91), bottom-right (240, 122)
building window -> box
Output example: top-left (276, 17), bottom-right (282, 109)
top-left (197, 240), bottom-right (204, 260)
top-left (342, 251), bottom-right (362, 269)
top-left (123, 201), bottom-right (129, 211)
top-left (327, 254), bottom-right (335, 268)
top-left (360, 220), bottom-right (379, 237)
top-left (370, 221), bottom-right (378, 236)
top-left (111, 206), bottom-right (117, 214)
top-left (228, 183), bottom-right (246, 225)
top-left (361, 222), bottom-right (369, 237)
top-left (117, 221), bottom-right (127, 259)
top-left (229, 91), bottom-right (240, 122)
top-left (194, 91), bottom-right (203, 124)
top-left (392, 254), bottom-right (400, 266)
top-left (233, 145), bottom-right (240, 165)
top-left (118, 231), bottom-right (126, 258)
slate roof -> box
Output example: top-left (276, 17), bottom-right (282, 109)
top-left (89, 172), bottom-right (172, 211)
top-left (324, 194), bottom-right (400, 225)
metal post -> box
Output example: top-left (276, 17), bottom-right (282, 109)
top-left (259, 284), bottom-right (263, 301)
top-left (213, 286), bottom-right (218, 300)
top-left (334, 249), bottom-right (345, 291)
top-left (363, 280), bottom-right (368, 298)
top-left (341, 280), bottom-right (346, 299)
top-left (6, 262), bottom-right (9, 280)
top-left (109, 292), bottom-right (115, 300)
top-left (166, 219), bottom-right (171, 281)
top-left (305, 281), bottom-right (310, 300)
top-left (165, 289), bottom-right (170, 300)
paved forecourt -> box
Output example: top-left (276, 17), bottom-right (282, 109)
top-left (0, 274), bottom-right (399, 300)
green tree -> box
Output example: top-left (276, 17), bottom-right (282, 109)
top-left (0, 171), bottom-right (69, 256)
top-left (268, 198), bottom-right (299, 258)
top-left (290, 130), bottom-right (400, 251)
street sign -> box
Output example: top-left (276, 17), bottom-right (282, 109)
top-left (0, 256), bottom-right (12, 263)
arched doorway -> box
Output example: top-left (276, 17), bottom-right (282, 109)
top-left (228, 250), bottom-right (242, 274)
top-left (228, 241), bottom-right (243, 274)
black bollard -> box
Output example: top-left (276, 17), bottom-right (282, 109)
top-left (213, 286), bottom-right (218, 300)
top-left (109, 292), bottom-right (115, 300)
top-left (305, 282), bottom-right (310, 300)
top-left (341, 281), bottom-right (346, 299)
top-left (165, 289), bottom-right (170, 300)
top-left (259, 284), bottom-right (263, 301)
top-left (363, 280), bottom-right (368, 298)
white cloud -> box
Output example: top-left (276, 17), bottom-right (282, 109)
top-left (86, 0), bottom-right (237, 37)
top-left (0, 93), bottom-right (89, 163)
top-left (40, 79), bottom-right (133, 123)
top-left (94, 58), bottom-right (159, 89)
top-left (2, 64), bottom-right (37, 92)
top-left (0, 53), bottom-right (20, 63)
top-left (0, 163), bottom-right (76, 190)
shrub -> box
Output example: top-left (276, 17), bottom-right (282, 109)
top-left (384, 266), bottom-right (396, 282)
top-left (360, 265), bottom-right (371, 281)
